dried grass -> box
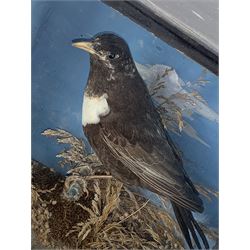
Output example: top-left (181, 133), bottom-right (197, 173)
top-left (63, 177), bottom-right (184, 249)
top-left (147, 67), bottom-right (216, 147)
top-left (32, 187), bottom-right (52, 247)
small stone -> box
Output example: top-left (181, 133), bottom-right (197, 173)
top-left (124, 212), bottom-right (129, 217)
top-left (52, 200), bottom-right (57, 205)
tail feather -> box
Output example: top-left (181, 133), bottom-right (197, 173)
top-left (179, 207), bottom-right (202, 249)
top-left (172, 202), bottom-right (209, 249)
top-left (191, 215), bottom-right (210, 249)
top-left (172, 203), bottom-right (193, 247)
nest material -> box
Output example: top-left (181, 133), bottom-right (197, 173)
top-left (32, 129), bottom-right (218, 249)
top-left (32, 160), bottom-right (184, 249)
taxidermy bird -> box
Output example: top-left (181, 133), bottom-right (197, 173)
top-left (72, 32), bottom-right (209, 249)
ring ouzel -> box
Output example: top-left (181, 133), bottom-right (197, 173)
top-left (72, 32), bottom-right (209, 249)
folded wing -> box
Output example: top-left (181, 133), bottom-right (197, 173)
top-left (99, 120), bottom-right (203, 213)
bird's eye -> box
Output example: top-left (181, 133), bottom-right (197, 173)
top-left (108, 53), bottom-right (119, 59)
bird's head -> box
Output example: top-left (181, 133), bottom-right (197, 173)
top-left (72, 32), bottom-right (136, 77)
top-left (72, 32), bottom-right (150, 119)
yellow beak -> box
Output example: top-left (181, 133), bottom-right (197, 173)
top-left (72, 39), bottom-right (95, 54)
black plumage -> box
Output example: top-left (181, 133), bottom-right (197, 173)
top-left (72, 32), bottom-right (209, 249)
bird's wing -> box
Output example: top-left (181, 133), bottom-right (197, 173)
top-left (99, 120), bottom-right (203, 212)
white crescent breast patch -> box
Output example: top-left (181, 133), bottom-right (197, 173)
top-left (82, 93), bottom-right (110, 126)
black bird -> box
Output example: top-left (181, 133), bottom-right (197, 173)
top-left (72, 32), bottom-right (209, 249)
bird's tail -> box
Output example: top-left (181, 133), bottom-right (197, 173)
top-left (172, 202), bottom-right (209, 249)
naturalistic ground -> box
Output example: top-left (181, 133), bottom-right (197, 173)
top-left (32, 129), bottom-right (218, 249)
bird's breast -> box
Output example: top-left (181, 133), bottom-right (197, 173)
top-left (82, 93), bottom-right (110, 127)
